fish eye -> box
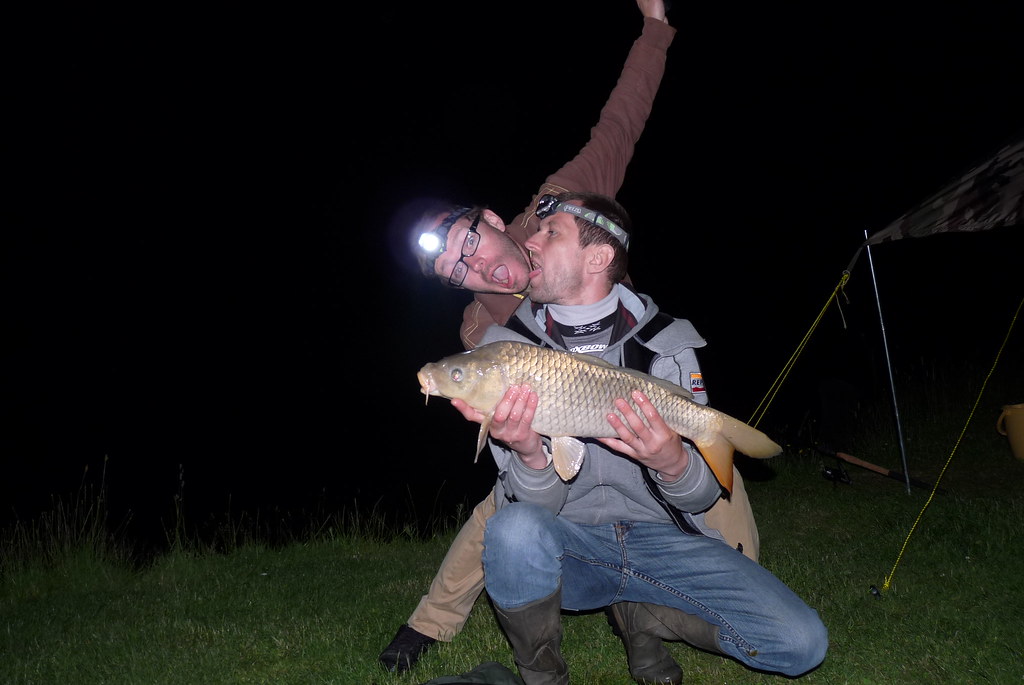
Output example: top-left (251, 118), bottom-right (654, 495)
top-left (450, 367), bottom-right (463, 382)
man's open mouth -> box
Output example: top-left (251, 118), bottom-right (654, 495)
top-left (491, 264), bottom-right (510, 286)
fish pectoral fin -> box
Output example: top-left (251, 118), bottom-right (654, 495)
top-left (694, 435), bottom-right (735, 494)
top-left (551, 437), bottom-right (586, 481)
top-left (474, 416), bottom-right (493, 464)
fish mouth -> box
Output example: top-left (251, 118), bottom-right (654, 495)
top-left (417, 370), bottom-right (436, 397)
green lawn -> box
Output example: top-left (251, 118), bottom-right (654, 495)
top-left (3, 374), bottom-right (1023, 684)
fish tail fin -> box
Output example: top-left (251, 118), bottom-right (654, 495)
top-left (721, 419), bottom-right (783, 459)
top-left (694, 435), bottom-right (735, 493)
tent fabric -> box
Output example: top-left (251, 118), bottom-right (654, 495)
top-left (865, 136), bottom-right (1024, 245)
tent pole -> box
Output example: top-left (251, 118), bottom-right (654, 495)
top-left (864, 230), bottom-right (912, 494)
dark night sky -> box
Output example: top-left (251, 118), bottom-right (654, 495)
top-left (4, 2), bottom-right (1023, 546)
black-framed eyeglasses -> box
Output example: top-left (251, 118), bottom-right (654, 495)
top-left (448, 213), bottom-right (482, 287)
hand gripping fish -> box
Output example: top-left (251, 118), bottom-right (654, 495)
top-left (417, 340), bottom-right (781, 493)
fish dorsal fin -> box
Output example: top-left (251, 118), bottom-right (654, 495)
top-left (551, 436), bottom-right (586, 481)
top-left (567, 350), bottom-right (619, 368)
top-left (641, 373), bottom-right (695, 401)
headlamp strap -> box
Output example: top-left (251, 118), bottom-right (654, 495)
top-left (535, 194), bottom-right (629, 248)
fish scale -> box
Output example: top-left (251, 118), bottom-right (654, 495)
top-left (483, 342), bottom-right (710, 439)
top-left (418, 340), bottom-right (781, 492)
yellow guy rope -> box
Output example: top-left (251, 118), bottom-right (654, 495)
top-left (880, 294), bottom-right (1024, 593)
top-left (748, 271), bottom-right (850, 429)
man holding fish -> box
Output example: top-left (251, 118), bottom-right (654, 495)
top-left (382, 1), bottom-right (760, 682)
top-left (427, 191), bottom-right (828, 684)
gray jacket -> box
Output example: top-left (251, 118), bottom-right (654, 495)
top-left (481, 285), bottom-right (725, 538)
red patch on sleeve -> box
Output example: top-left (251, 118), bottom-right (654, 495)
top-left (689, 373), bottom-right (706, 395)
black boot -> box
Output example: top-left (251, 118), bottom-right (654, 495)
top-left (378, 624), bottom-right (437, 673)
top-left (493, 588), bottom-right (568, 685)
top-left (607, 602), bottom-right (683, 685)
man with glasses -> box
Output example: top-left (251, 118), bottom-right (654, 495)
top-left (381, 2), bottom-right (759, 682)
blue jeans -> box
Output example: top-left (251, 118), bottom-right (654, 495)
top-left (482, 502), bottom-right (828, 677)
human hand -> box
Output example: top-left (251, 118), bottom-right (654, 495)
top-left (597, 390), bottom-right (688, 479)
top-left (636, 0), bottom-right (668, 23)
top-left (452, 385), bottom-right (546, 468)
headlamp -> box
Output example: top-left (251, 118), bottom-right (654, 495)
top-left (535, 194), bottom-right (629, 249)
top-left (417, 231), bottom-right (444, 254)
top-left (417, 206), bottom-right (472, 261)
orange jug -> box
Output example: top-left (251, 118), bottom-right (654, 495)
top-left (996, 403), bottom-right (1024, 461)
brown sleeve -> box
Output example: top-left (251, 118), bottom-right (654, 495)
top-left (460, 295), bottom-right (524, 350)
top-left (459, 17), bottom-right (675, 348)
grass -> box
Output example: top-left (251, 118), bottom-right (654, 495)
top-left (3, 361), bottom-right (1024, 684)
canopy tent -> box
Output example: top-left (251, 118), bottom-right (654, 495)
top-left (842, 133), bottom-right (1024, 491)
top-left (869, 136), bottom-right (1023, 243)
top-left (848, 135), bottom-right (1024, 271)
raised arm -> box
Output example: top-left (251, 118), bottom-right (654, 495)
top-left (461, 4), bottom-right (675, 349)
top-left (511, 1), bottom-right (675, 241)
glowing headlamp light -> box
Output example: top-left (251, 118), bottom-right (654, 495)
top-left (417, 206), bottom-right (472, 261)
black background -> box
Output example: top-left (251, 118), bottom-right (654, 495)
top-left (4, 2), bottom-right (1023, 548)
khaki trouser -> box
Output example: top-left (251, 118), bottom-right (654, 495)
top-left (407, 466), bottom-right (758, 642)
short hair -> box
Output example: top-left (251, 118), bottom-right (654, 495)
top-left (552, 191), bottom-right (631, 283)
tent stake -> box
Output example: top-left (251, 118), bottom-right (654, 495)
top-left (864, 229), bottom-right (912, 494)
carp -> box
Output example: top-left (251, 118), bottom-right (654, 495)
top-left (417, 340), bottom-right (780, 492)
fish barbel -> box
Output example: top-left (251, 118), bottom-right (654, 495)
top-left (417, 340), bottom-right (781, 493)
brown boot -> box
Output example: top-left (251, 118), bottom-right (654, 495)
top-left (493, 588), bottom-right (568, 685)
top-left (637, 602), bottom-right (724, 655)
top-left (607, 602), bottom-right (683, 685)
top-left (608, 601), bottom-right (729, 683)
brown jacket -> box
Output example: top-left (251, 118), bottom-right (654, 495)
top-left (459, 17), bottom-right (676, 350)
